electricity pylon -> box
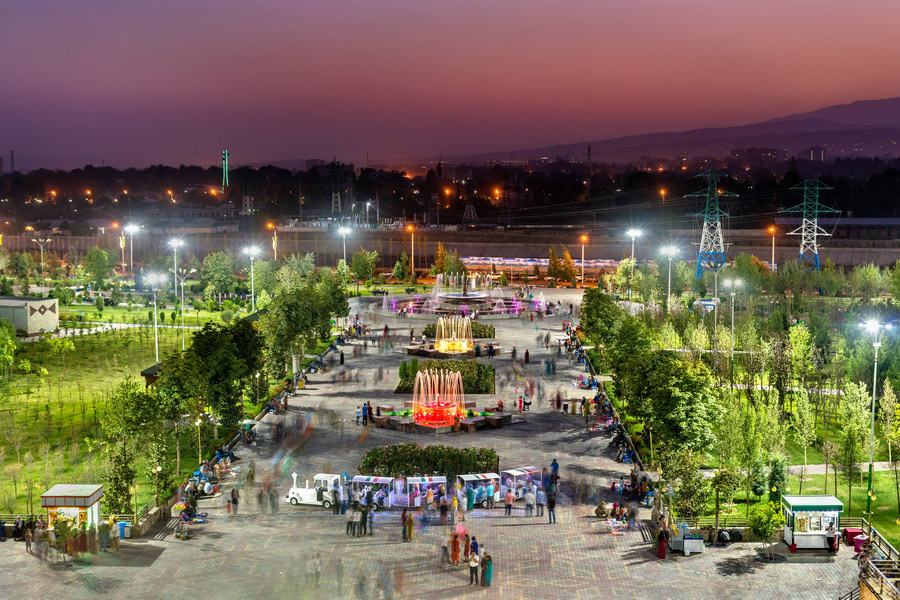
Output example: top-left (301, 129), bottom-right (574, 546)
top-left (781, 179), bottom-right (839, 270)
top-left (221, 150), bottom-right (229, 191)
top-left (688, 169), bottom-right (736, 279)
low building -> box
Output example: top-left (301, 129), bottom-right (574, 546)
top-left (0, 296), bottom-right (59, 335)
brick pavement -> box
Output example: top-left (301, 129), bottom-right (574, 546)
top-left (0, 289), bottom-right (859, 599)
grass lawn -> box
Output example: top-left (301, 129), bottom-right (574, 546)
top-left (704, 469), bottom-right (900, 547)
top-left (61, 304), bottom-right (231, 326)
top-left (0, 323), bottom-right (272, 516)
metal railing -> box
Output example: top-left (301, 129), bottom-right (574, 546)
top-left (864, 560), bottom-right (900, 600)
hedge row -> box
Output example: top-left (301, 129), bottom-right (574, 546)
top-left (358, 443), bottom-right (499, 478)
top-left (421, 321), bottom-right (495, 339)
top-left (396, 358), bottom-right (495, 394)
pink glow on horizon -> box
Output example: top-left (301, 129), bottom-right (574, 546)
top-left (2, 0), bottom-right (900, 166)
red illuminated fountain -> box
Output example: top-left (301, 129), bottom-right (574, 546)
top-left (411, 369), bottom-right (465, 427)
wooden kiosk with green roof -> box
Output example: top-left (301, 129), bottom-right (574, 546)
top-left (781, 494), bottom-right (843, 551)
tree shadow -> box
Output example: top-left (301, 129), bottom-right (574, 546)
top-left (715, 556), bottom-right (764, 576)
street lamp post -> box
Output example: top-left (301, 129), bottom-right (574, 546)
top-left (366, 202), bottom-right (371, 228)
top-left (580, 235), bottom-right (588, 287)
top-left (169, 239), bottom-right (184, 296)
top-left (661, 246), bottom-right (678, 311)
top-left (170, 267), bottom-right (196, 351)
top-left (125, 225), bottom-right (139, 275)
top-left (862, 320), bottom-right (892, 519)
top-left (243, 246), bottom-right (261, 312)
top-left (723, 278), bottom-right (742, 385)
top-left (146, 273), bottom-right (165, 362)
top-left (338, 227), bottom-right (350, 265)
top-left (626, 229), bottom-right (642, 298)
top-left (31, 237), bottom-right (51, 297)
top-left (406, 224), bottom-right (415, 281)
top-left (768, 226), bottom-right (777, 272)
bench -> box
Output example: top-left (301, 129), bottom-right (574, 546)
top-left (484, 415), bottom-right (505, 429)
top-left (371, 289), bottom-right (387, 296)
top-left (374, 415), bottom-right (392, 428)
top-left (460, 417), bottom-right (484, 433)
top-left (377, 405), bottom-right (395, 415)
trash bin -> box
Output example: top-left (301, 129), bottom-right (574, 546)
top-left (118, 521), bottom-right (132, 539)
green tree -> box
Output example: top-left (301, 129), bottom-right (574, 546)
top-left (154, 352), bottom-right (204, 476)
top-left (83, 246), bottom-right (110, 287)
top-left (276, 253), bottom-right (316, 291)
top-left (646, 353), bottom-right (719, 452)
top-left (561, 248), bottom-right (578, 283)
top-left (790, 388), bottom-right (816, 494)
top-left (431, 242), bottom-right (447, 274)
top-left (201, 251), bottom-right (236, 294)
top-left (711, 468), bottom-right (742, 541)
top-left (444, 249), bottom-right (467, 276)
top-left (336, 259), bottom-right (350, 287)
top-left (393, 251), bottom-right (410, 282)
top-left (256, 289), bottom-right (273, 310)
top-left (350, 248), bottom-right (379, 293)
top-left (882, 381), bottom-right (900, 516)
top-left (749, 501), bottom-right (786, 560)
top-left (768, 454), bottom-right (788, 503)
top-left (661, 448), bottom-right (709, 522)
top-left (788, 323), bottom-right (814, 387)
top-left (580, 289), bottom-right (624, 350)
top-left (838, 381), bottom-right (868, 515)
top-left (850, 263), bottom-right (885, 302)
top-left (547, 247), bottom-right (563, 281)
top-left (101, 378), bottom-right (157, 514)
top-left (498, 272), bottom-right (508, 287)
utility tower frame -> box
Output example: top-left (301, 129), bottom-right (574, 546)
top-left (781, 179), bottom-right (839, 270)
top-left (221, 150), bottom-right (229, 190)
top-left (688, 169), bottom-right (736, 279)
top-left (462, 204), bottom-right (478, 224)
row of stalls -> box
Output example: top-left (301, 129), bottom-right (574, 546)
top-left (286, 467), bottom-right (545, 510)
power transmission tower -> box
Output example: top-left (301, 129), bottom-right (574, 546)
top-left (221, 150), bottom-right (229, 190)
top-left (780, 179), bottom-right (839, 270)
top-left (462, 204), bottom-right (478, 224)
top-left (688, 169), bottom-right (736, 279)
top-left (331, 160), bottom-right (342, 215)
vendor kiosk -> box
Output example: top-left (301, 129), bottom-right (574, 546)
top-left (500, 467), bottom-right (543, 499)
top-left (41, 484), bottom-right (103, 529)
top-left (782, 494), bottom-right (843, 550)
top-left (458, 473), bottom-right (501, 507)
top-left (352, 476), bottom-right (396, 509)
top-left (406, 476), bottom-right (447, 507)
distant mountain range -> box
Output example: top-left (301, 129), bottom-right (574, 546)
top-left (431, 97), bottom-right (900, 165)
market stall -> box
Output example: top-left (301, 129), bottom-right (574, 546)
top-left (406, 476), bottom-right (447, 507)
top-left (41, 484), bottom-right (103, 529)
top-left (782, 494), bottom-right (843, 551)
top-left (352, 476), bottom-right (397, 509)
top-left (500, 467), bottom-right (543, 499)
top-left (458, 473), bottom-right (501, 507)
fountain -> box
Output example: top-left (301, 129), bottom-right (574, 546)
top-left (411, 369), bottom-right (465, 427)
top-left (434, 315), bottom-right (474, 353)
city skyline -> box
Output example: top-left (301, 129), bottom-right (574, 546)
top-left (3, 0), bottom-right (900, 169)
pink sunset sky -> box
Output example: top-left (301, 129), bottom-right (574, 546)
top-left (2, 0), bottom-right (900, 167)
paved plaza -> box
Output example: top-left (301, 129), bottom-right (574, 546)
top-left (0, 289), bottom-right (859, 599)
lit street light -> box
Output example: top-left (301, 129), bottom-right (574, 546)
top-left (723, 278), bottom-right (742, 385)
top-left (169, 239), bottom-right (184, 294)
top-left (406, 224), bottom-right (415, 280)
top-left (146, 273), bottom-right (166, 362)
top-left (243, 246), bottom-right (261, 312)
top-left (660, 246), bottom-right (678, 311)
top-left (338, 227), bottom-right (350, 265)
top-left (125, 225), bottom-right (140, 275)
top-left (862, 320), bottom-right (893, 520)
top-left (170, 267), bottom-right (196, 351)
top-left (768, 226), bottom-right (777, 272)
top-left (31, 237), bottom-right (51, 297)
top-left (366, 202), bottom-right (372, 228)
top-left (580, 235), bottom-right (588, 287)
top-left (626, 229), bottom-right (642, 298)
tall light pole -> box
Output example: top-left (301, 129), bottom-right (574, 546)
top-left (338, 227), bottom-right (350, 266)
top-left (580, 235), bottom-right (588, 287)
top-left (366, 202), bottom-right (372, 228)
top-left (31, 238), bottom-right (51, 298)
top-left (626, 229), bottom-right (642, 298)
top-left (406, 224), bottom-right (415, 281)
top-left (271, 225), bottom-right (278, 260)
top-left (723, 278), bottom-right (742, 384)
top-left (661, 246), bottom-right (678, 311)
top-left (169, 239), bottom-right (184, 295)
top-left (243, 246), bottom-right (261, 312)
top-left (862, 320), bottom-right (892, 520)
top-left (768, 226), bottom-right (777, 272)
top-left (170, 267), bottom-right (196, 351)
top-left (125, 225), bottom-right (139, 275)
top-left (146, 273), bottom-right (165, 362)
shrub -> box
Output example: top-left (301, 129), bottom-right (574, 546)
top-left (421, 321), bottom-right (495, 339)
top-left (359, 443), bottom-right (499, 479)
